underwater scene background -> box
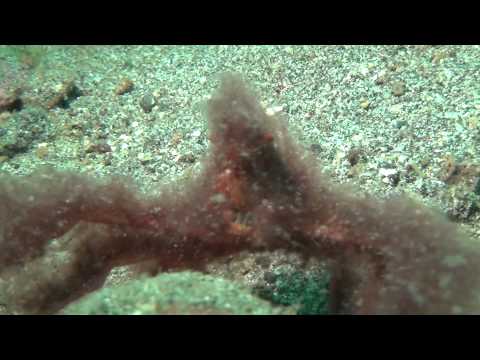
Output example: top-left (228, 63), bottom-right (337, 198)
top-left (0, 45), bottom-right (479, 314)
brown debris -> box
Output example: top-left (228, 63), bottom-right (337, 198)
top-left (46, 80), bottom-right (81, 110)
top-left (115, 79), bottom-right (134, 96)
top-left (0, 88), bottom-right (23, 113)
top-left (441, 155), bottom-right (480, 186)
top-left (85, 141), bottom-right (112, 154)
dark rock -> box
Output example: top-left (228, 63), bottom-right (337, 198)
top-left (140, 93), bottom-right (156, 113)
top-left (310, 143), bottom-right (322, 154)
top-left (347, 148), bottom-right (364, 166)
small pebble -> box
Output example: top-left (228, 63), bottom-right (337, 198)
top-left (467, 116), bottom-right (479, 129)
top-left (36, 143), bottom-right (49, 159)
top-left (178, 153), bottom-right (196, 164)
top-left (0, 112), bottom-right (10, 125)
top-left (140, 93), bottom-right (156, 113)
top-left (394, 120), bottom-right (408, 129)
top-left (266, 105), bottom-right (283, 117)
top-left (310, 144), bottom-right (322, 154)
top-left (360, 100), bottom-right (370, 110)
top-left (374, 73), bottom-right (388, 85)
top-left (379, 168), bottom-right (400, 186)
top-left (86, 141), bottom-right (111, 154)
top-left (392, 81), bottom-right (406, 96)
top-left (191, 129), bottom-right (202, 138)
top-left (137, 152), bottom-right (153, 164)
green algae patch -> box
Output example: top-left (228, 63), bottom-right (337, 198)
top-left (62, 271), bottom-right (294, 315)
top-left (256, 268), bottom-right (331, 315)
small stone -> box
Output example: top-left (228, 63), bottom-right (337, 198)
top-left (191, 129), bottom-right (202, 138)
top-left (392, 81), bottom-right (406, 97)
top-left (86, 141), bottom-right (111, 154)
top-left (387, 63), bottom-right (399, 72)
top-left (178, 153), bottom-right (196, 164)
top-left (379, 168), bottom-right (400, 186)
top-left (36, 142), bottom-right (49, 159)
top-left (394, 119), bottom-right (408, 129)
top-left (360, 100), bottom-right (370, 110)
top-left (266, 105), bottom-right (283, 116)
top-left (466, 116), bottom-right (479, 129)
top-left (140, 93), bottom-right (156, 113)
top-left (137, 152), bottom-right (152, 164)
top-left (358, 66), bottom-right (369, 77)
top-left (170, 132), bottom-right (183, 146)
top-left (374, 73), bottom-right (388, 85)
top-left (310, 144), bottom-right (322, 155)
top-left (155, 87), bottom-right (169, 98)
top-left (0, 112), bottom-right (11, 124)
top-left (115, 79), bottom-right (134, 95)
